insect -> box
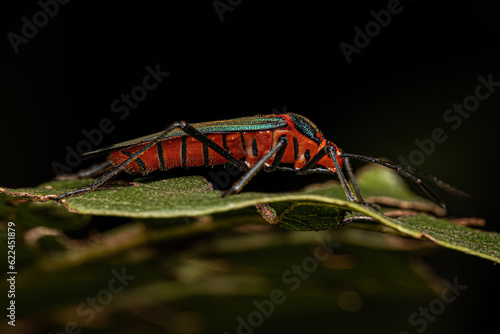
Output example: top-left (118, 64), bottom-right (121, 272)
top-left (56, 113), bottom-right (466, 207)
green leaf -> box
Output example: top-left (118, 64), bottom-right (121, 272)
top-left (1, 176), bottom-right (353, 218)
top-left (1, 165), bottom-right (498, 264)
top-left (391, 214), bottom-right (500, 263)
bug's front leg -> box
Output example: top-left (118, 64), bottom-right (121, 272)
top-left (294, 146), bottom-right (357, 203)
top-left (295, 146), bottom-right (377, 209)
top-left (342, 156), bottom-right (378, 210)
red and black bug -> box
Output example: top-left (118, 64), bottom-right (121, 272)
top-left (56, 113), bottom-right (466, 207)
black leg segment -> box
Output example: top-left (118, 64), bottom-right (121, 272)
top-left (339, 152), bottom-right (467, 208)
top-left (221, 136), bottom-right (289, 197)
top-left (343, 156), bottom-right (363, 202)
top-left (327, 146), bottom-right (357, 203)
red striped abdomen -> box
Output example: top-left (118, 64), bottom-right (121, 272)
top-left (107, 131), bottom-right (275, 174)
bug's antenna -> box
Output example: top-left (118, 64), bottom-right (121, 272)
top-left (396, 163), bottom-right (469, 198)
top-left (339, 153), bottom-right (469, 209)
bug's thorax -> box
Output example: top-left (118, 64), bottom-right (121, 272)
top-left (273, 114), bottom-right (343, 172)
top-left (293, 137), bottom-right (343, 172)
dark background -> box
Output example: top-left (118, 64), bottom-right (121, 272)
top-left (1, 0), bottom-right (499, 333)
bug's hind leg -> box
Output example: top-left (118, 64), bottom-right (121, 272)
top-left (56, 121), bottom-right (249, 201)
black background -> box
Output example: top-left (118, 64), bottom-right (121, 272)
top-left (1, 0), bottom-right (499, 333)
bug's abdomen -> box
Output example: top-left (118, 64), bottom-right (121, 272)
top-left (106, 132), bottom-right (275, 174)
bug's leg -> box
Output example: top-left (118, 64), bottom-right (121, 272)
top-left (343, 157), bottom-right (378, 209)
top-left (275, 166), bottom-right (334, 174)
top-left (343, 157), bottom-right (363, 202)
top-left (294, 146), bottom-right (358, 202)
top-left (55, 161), bottom-right (113, 181)
top-left (327, 146), bottom-right (357, 203)
top-left (296, 146), bottom-right (329, 175)
top-left (56, 121), bottom-right (249, 201)
top-left (293, 146), bottom-right (361, 204)
top-left (339, 153), bottom-right (452, 208)
top-left (179, 123), bottom-right (249, 172)
top-left (293, 146), bottom-right (357, 202)
top-left (57, 122), bottom-right (186, 200)
top-left (264, 135), bottom-right (290, 173)
top-left (222, 136), bottom-right (289, 197)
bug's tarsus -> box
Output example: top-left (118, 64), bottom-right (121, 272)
top-left (56, 167), bottom-right (119, 201)
top-left (399, 165), bottom-right (469, 199)
top-left (56, 186), bottom-right (92, 201)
